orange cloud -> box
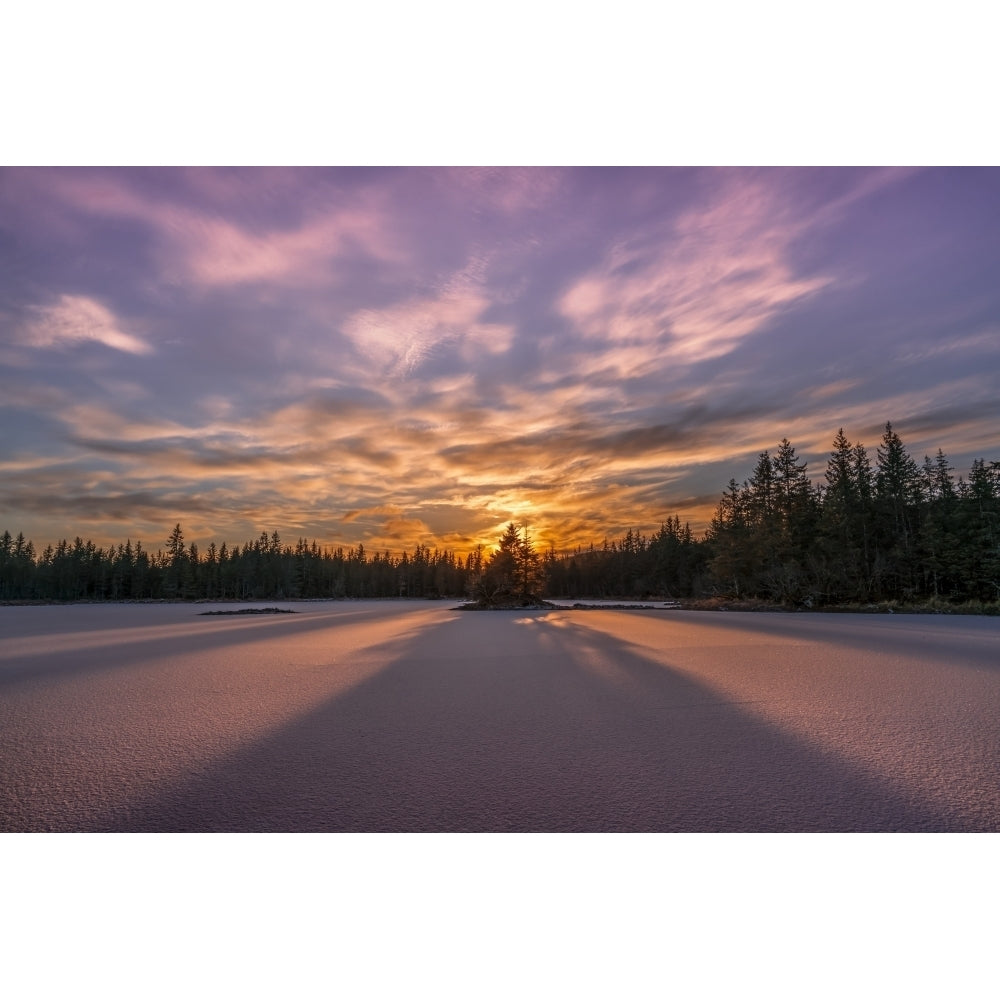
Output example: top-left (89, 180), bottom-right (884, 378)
top-left (342, 504), bottom-right (405, 523)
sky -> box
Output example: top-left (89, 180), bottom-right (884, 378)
top-left (2, 166), bottom-right (999, 557)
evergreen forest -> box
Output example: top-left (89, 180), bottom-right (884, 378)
top-left (2, 423), bottom-right (998, 609)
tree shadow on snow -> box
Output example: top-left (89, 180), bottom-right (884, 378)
top-left (82, 610), bottom-right (986, 833)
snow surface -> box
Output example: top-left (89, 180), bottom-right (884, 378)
top-left (2, 601), bottom-right (999, 831)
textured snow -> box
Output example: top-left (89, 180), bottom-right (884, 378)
top-left (2, 601), bottom-right (999, 831)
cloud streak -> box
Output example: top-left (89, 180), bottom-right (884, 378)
top-left (343, 261), bottom-right (514, 376)
top-left (559, 171), bottom-right (833, 363)
top-left (21, 295), bottom-right (153, 355)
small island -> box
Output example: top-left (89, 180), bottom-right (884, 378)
top-left (198, 607), bottom-right (297, 616)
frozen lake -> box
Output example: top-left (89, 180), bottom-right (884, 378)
top-left (2, 601), bottom-right (999, 831)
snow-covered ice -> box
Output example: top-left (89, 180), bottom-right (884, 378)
top-left (2, 601), bottom-right (999, 831)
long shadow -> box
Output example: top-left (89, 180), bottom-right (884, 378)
top-left (656, 610), bottom-right (1000, 674)
top-left (0, 604), bottom-right (417, 690)
top-left (57, 610), bottom-right (993, 833)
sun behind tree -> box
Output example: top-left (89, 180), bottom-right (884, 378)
top-left (469, 522), bottom-right (548, 607)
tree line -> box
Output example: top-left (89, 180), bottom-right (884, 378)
top-left (704, 424), bottom-right (999, 605)
top-left (0, 527), bottom-right (473, 603)
top-left (2, 423), bottom-right (998, 607)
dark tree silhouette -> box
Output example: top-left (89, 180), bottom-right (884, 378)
top-left (2, 422), bottom-right (998, 608)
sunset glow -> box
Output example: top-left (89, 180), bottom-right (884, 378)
top-left (2, 166), bottom-right (999, 556)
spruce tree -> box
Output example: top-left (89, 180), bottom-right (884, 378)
top-left (874, 423), bottom-right (921, 598)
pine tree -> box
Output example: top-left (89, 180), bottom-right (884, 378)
top-left (165, 523), bottom-right (187, 598)
top-left (707, 479), bottom-right (753, 597)
top-left (919, 450), bottom-right (958, 598)
top-left (956, 459), bottom-right (1000, 601)
top-left (769, 438), bottom-right (818, 601)
top-left (819, 430), bottom-right (871, 600)
top-left (476, 522), bottom-right (543, 605)
top-left (874, 423), bottom-right (922, 598)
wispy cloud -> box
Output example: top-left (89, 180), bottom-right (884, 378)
top-left (343, 256), bottom-right (515, 375)
top-left (18, 168), bottom-right (403, 292)
top-left (179, 201), bottom-right (401, 288)
top-left (21, 295), bottom-right (152, 355)
top-left (559, 172), bottom-right (833, 362)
